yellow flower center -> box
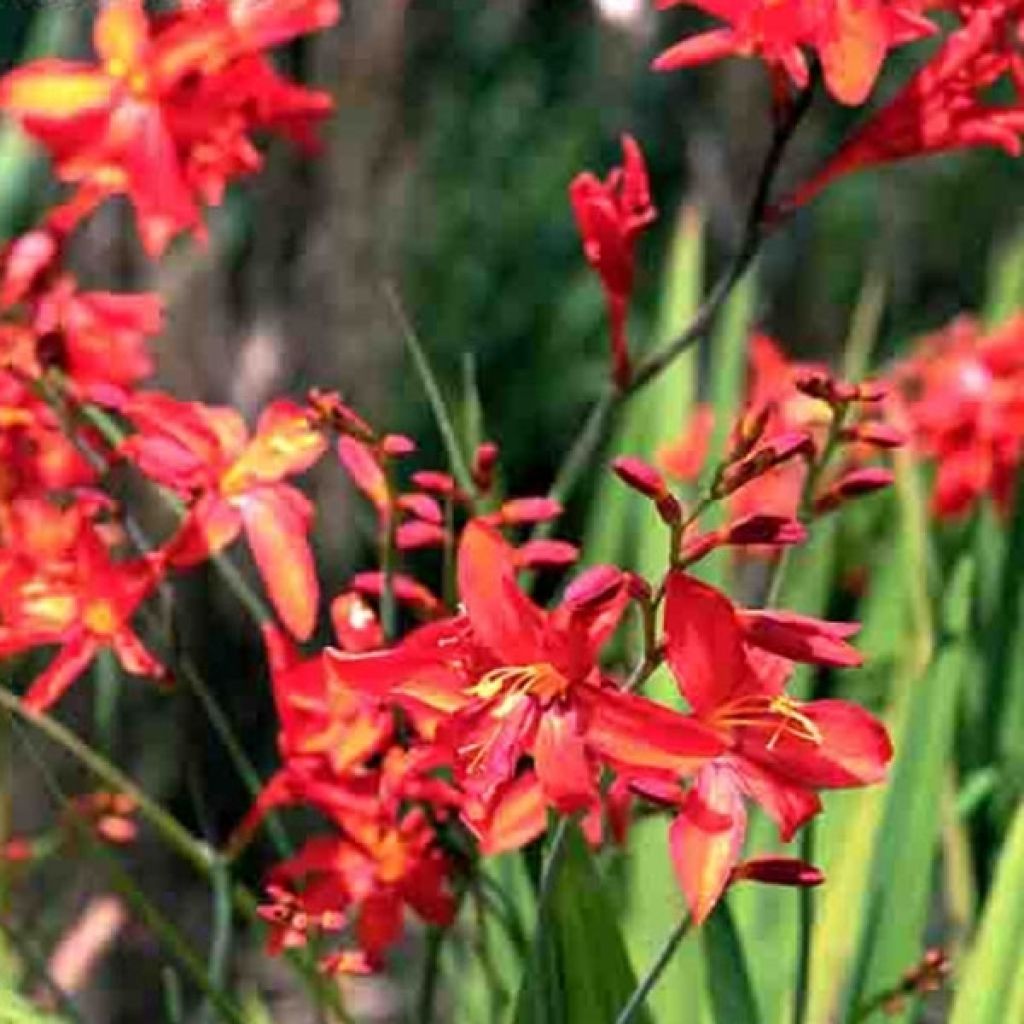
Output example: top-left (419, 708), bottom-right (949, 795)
top-left (467, 662), bottom-right (570, 711)
top-left (715, 693), bottom-right (822, 750)
top-left (83, 600), bottom-right (119, 637)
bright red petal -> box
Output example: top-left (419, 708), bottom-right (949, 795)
top-left (578, 685), bottom-right (726, 778)
top-left (238, 485), bottom-right (318, 641)
top-left (664, 571), bottom-right (749, 714)
top-left (533, 708), bottom-right (598, 814)
top-left (457, 520), bottom-right (546, 664)
top-left (23, 634), bottom-right (98, 712)
top-left (743, 699), bottom-right (892, 789)
top-left (669, 763), bottom-right (747, 925)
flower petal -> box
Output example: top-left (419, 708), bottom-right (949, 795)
top-left (669, 764), bottom-right (747, 925)
top-left (664, 571), bottom-right (749, 714)
top-left (238, 485), bottom-right (318, 641)
top-left (457, 520), bottom-right (546, 664)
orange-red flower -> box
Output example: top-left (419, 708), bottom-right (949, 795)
top-left (653, 0), bottom-right (935, 105)
top-left (328, 521), bottom-right (726, 849)
top-left (654, 571), bottom-right (891, 922)
top-left (787, 0), bottom-right (1024, 209)
top-left (121, 393), bottom-right (327, 638)
top-left (0, 505), bottom-right (166, 711)
top-left (570, 135), bottom-right (656, 389)
top-left (897, 314), bottom-right (1024, 517)
top-left (0, 0), bottom-right (338, 255)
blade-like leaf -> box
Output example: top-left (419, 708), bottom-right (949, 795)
top-left (513, 826), bottom-right (652, 1024)
top-left (949, 798), bottom-right (1024, 1024)
top-left (702, 901), bottom-right (761, 1024)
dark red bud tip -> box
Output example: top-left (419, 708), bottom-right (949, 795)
top-left (814, 467), bottom-right (895, 515)
top-left (472, 441), bottom-right (500, 492)
top-left (613, 455), bottom-right (668, 500)
top-left (307, 389), bottom-right (375, 442)
top-left (625, 572), bottom-right (652, 602)
top-left (564, 565), bottom-right (624, 609)
top-left (730, 856), bottom-right (825, 888)
top-left (655, 493), bottom-right (683, 526)
top-left (724, 514), bottom-right (807, 547)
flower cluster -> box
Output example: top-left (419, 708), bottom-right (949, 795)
top-left (897, 313), bottom-right (1024, 517)
top-left (656, 333), bottom-right (900, 537)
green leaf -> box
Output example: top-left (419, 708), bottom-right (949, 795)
top-left (513, 826), bottom-right (652, 1024)
top-left (837, 554), bottom-right (972, 1024)
top-left (983, 226), bottom-right (1024, 328)
top-left (702, 901), bottom-right (761, 1024)
top-left (950, 798), bottom-right (1024, 1024)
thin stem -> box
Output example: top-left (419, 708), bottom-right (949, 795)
top-left (536, 817), bottom-right (570, 912)
top-left (0, 914), bottom-right (88, 1024)
top-left (792, 821), bottom-right (816, 1024)
top-left (0, 688), bottom-right (214, 877)
top-left (613, 914), bottom-right (692, 1024)
top-left (382, 282), bottom-right (475, 496)
top-left (417, 925), bottom-right (445, 1024)
top-left (8, 717), bottom-right (245, 1024)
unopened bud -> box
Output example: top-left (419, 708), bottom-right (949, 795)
top-left (813, 467), bottom-right (894, 516)
top-left (472, 442), bottom-right (500, 493)
top-left (563, 565), bottom-right (624, 609)
top-left (612, 456), bottom-right (682, 524)
top-left (730, 856), bottom-right (825, 888)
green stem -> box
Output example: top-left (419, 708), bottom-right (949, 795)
top-left (417, 925), bottom-right (445, 1024)
top-left (792, 821), bottom-right (816, 1024)
top-left (614, 915), bottom-right (692, 1024)
top-left (0, 914), bottom-right (88, 1024)
top-left (0, 688), bottom-right (214, 876)
top-left (383, 283), bottom-right (475, 496)
top-left (8, 716), bottom-right (245, 1024)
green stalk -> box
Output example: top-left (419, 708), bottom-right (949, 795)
top-left (613, 915), bottom-right (692, 1024)
top-left (0, 688), bottom-right (214, 876)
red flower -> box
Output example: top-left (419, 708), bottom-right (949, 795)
top-left (570, 136), bottom-right (656, 389)
top-left (897, 314), bottom-right (1024, 517)
top-left (0, 511), bottom-right (166, 712)
top-left (653, 0), bottom-right (935, 105)
top-left (328, 521), bottom-right (725, 847)
top-left (0, 0), bottom-right (338, 255)
top-left (788, 0), bottom-right (1024, 209)
top-left (656, 570), bottom-right (890, 922)
top-left (121, 393), bottom-right (327, 639)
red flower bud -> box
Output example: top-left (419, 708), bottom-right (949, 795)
top-left (472, 441), bottom-right (500, 493)
top-left (499, 497), bottom-right (563, 525)
top-left (612, 456), bottom-right (682, 524)
top-left (398, 493), bottom-right (443, 525)
top-left (724, 514), bottom-right (807, 547)
top-left (563, 565), bottom-right (624, 609)
top-left (717, 431), bottom-right (814, 496)
top-left (396, 521), bottom-right (447, 550)
top-left (814, 467), bottom-right (894, 515)
top-left (513, 539), bottom-right (580, 569)
top-left (380, 433), bottom-right (416, 457)
top-left (840, 422), bottom-right (906, 449)
top-left (730, 856), bottom-right (825, 888)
